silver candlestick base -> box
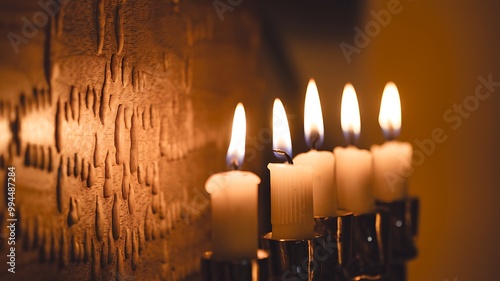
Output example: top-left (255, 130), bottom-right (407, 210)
top-left (200, 249), bottom-right (270, 281)
top-left (376, 197), bottom-right (419, 263)
top-left (314, 210), bottom-right (354, 281)
top-left (261, 232), bottom-right (324, 281)
top-left (343, 210), bottom-right (391, 281)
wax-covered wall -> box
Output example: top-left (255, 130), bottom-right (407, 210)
top-left (0, 1), bottom-right (267, 280)
top-left (260, 0), bottom-right (500, 280)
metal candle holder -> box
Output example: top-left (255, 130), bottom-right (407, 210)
top-left (376, 197), bottom-right (420, 281)
top-left (200, 198), bottom-right (420, 281)
top-left (200, 249), bottom-right (270, 281)
top-left (313, 210), bottom-right (354, 281)
top-left (261, 232), bottom-right (325, 281)
top-left (376, 197), bottom-right (419, 263)
top-left (343, 209), bottom-right (391, 280)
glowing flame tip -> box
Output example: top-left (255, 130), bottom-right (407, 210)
top-left (340, 83), bottom-right (361, 144)
top-left (378, 82), bottom-right (402, 140)
top-left (226, 103), bottom-right (246, 169)
top-left (272, 98), bottom-right (292, 159)
top-left (304, 78), bottom-right (324, 149)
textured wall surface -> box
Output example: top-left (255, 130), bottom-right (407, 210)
top-left (0, 1), bottom-right (265, 280)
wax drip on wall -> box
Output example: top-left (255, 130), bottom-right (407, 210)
top-left (115, 1), bottom-right (125, 55)
top-left (96, 0), bottom-right (106, 55)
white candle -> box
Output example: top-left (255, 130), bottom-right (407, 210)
top-left (205, 103), bottom-right (261, 260)
top-left (293, 79), bottom-right (337, 217)
top-left (334, 146), bottom-right (374, 214)
top-left (334, 83), bottom-right (375, 214)
top-left (205, 171), bottom-right (260, 260)
top-left (371, 82), bottom-right (413, 202)
top-left (269, 99), bottom-right (314, 240)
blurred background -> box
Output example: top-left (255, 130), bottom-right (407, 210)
top-left (253, 0), bottom-right (500, 280)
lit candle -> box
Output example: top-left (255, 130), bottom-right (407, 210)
top-left (205, 103), bottom-right (261, 260)
top-left (268, 99), bottom-right (314, 240)
top-left (334, 83), bottom-right (375, 214)
top-left (293, 79), bottom-right (337, 217)
top-left (371, 82), bottom-right (412, 202)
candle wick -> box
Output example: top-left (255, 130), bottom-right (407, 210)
top-left (273, 149), bottom-right (294, 165)
top-left (386, 122), bottom-right (396, 141)
top-left (310, 130), bottom-right (320, 150)
top-left (347, 128), bottom-right (356, 146)
top-left (229, 159), bottom-right (239, 171)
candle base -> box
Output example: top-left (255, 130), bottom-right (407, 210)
top-left (200, 249), bottom-right (270, 281)
top-left (261, 232), bottom-right (324, 281)
top-left (343, 210), bottom-right (391, 280)
top-left (376, 197), bottom-right (419, 263)
top-left (314, 210), bottom-right (354, 281)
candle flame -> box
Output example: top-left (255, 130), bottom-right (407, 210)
top-left (340, 83), bottom-right (361, 144)
top-left (273, 98), bottom-right (292, 159)
top-left (226, 103), bottom-right (246, 169)
top-left (378, 82), bottom-right (401, 140)
top-left (304, 79), bottom-right (324, 149)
